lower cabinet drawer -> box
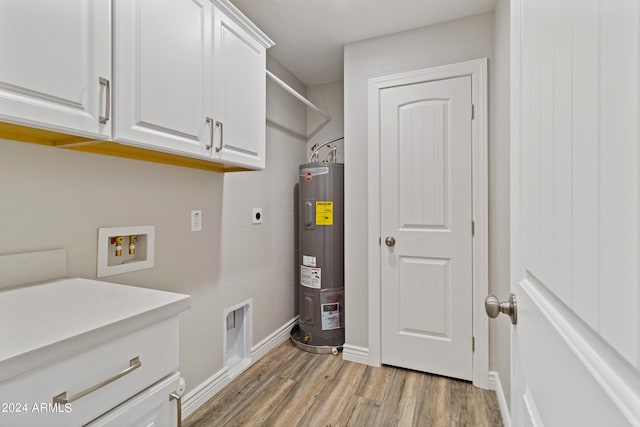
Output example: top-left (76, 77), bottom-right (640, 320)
top-left (86, 372), bottom-right (181, 427)
top-left (0, 317), bottom-right (179, 427)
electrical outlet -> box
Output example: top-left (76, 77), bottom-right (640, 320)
top-left (252, 208), bottom-right (263, 224)
top-left (191, 210), bottom-right (202, 231)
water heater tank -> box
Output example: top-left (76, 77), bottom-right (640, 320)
top-left (293, 162), bottom-right (344, 351)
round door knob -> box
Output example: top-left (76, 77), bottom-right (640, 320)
top-left (485, 293), bottom-right (518, 325)
top-left (385, 236), bottom-right (396, 247)
top-left (485, 295), bottom-right (501, 318)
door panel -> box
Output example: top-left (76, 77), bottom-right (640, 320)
top-left (114, 0), bottom-right (211, 157)
top-left (1, 1), bottom-right (82, 103)
top-left (381, 76), bottom-right (472, 380)
top-left (0, 0), bottom-right (110, 138)
top-left (137, 0), bottom-right (206, 137)
top-left (212, 6), bottom-right (266, 169)
top-left (398, 257), bottom-right (449, 337)
top-left (398, 100), bottom-right (448, 229)
top-left (511, 0), bottom-right (640, 424)
top-left (512, 279), bottom-right (632, 427)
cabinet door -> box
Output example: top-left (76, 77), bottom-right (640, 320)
top-left (114, 0), bottom-right (213, 158)
top-left (0, 0), bottom-right (111, 138)
top-left (212, 6), bottom-right (267, 170)
top-left (86, 373), bottom-right (181, 427)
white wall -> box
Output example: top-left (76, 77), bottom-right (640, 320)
top-left (0, 55), bottom-right (307, 394)
top-left (306, 81), bottom-right (345, 163)
top-left (344, 10), bottom-right (511, 398)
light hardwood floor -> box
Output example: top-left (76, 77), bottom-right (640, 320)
top-left (185, 341), bottom-right (503, 427)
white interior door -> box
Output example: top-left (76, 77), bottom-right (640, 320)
top-left (510, 0), bottom-right (640, 425)
top-left (380, 76), bottom-right (473, 380)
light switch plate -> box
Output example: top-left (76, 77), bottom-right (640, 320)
top-left (191, 210), bottom-right (202, 231)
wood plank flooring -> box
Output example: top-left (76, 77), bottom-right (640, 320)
top-left (184, 341), bottom-right (503, 427)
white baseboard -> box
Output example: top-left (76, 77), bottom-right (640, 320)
top-left (251, 316), bottom-right (298, 361)
top-left (488, 371), bottom-right (511, 427)
top-left (181, 316), bottom-right (298, 420)
top-left (181, 366), bottom-right (230, 420)
top-left (342, 343), bottom-right (370, 365)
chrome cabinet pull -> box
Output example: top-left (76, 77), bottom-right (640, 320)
top-left (53, 357), bottom-right (142, 404)
top-left (205, 117), bottom-right (214, 150)
top-left (204, 118), bottom-right (223, 152)
top-left (215, 120), bottom-right (223, 152)
top-left (98, 76), bottom-right (111, 124)
top-left (170, 392), bottom-right (182, 427)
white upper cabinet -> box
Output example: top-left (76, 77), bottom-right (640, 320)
top-left (113, 0), bottom-right (213, 158)
top-left (114, 0), bottom-right (273, 168)
top-left (0, 0), bottom-right (111, 139)
top-left (0, 0), bottom-right (272, 171)
top-left (211, 3), bottom-right (270, 169)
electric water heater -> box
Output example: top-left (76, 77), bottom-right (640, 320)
top-left (293, 162), bottom-right (344, 351)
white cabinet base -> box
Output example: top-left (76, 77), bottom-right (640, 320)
top-left (87, 373), bottom-right (182, 427)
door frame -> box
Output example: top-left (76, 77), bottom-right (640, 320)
top-left (366, 58), bottom-right (489, 388)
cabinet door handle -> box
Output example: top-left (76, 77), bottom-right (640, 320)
top-left (205, 117), bottom-right (214, 149)
top-left (170, 392), bottom-right (182, 427)
top-left (53, 357), bottom-right (141, 404)
top-left (98, 76), bottom-right (111, 124)
top-left (215, 120), bottom-right (223, 152)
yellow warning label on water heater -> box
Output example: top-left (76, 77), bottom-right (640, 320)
top-left (316, 201), bottom-right (333, 225)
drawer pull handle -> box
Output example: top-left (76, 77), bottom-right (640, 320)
top-left (205, 116), bottom-right (214, 150)
top-left (53, 357), bottom-right (142, 404)
top-left (170, 392), bottom-right (182, 427)
top-left (98, 76), bottom-right (111, 124)
top-left (215, 120), bottom-right (223, 152)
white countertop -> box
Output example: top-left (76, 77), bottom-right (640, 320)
top-left (0, 278), bottom-right (190, 384)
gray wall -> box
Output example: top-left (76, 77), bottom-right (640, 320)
top-left (0, 55), bottom-right (307, 394)
top-left (343, 10), bottom-right (511, 399)
top-left (491, 0), bottom-right (511, 405)
top-left (306, 81), bottom-right (345, 163)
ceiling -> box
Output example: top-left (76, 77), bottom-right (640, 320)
top-left (230, 0), bottom-right (497, 86)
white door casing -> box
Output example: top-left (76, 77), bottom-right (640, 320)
top-left (380, 76), bottom-right (473, 380)
top-left (366, 59), bottom-right (489, 388)
top-left (511, 0), bottom-right (640, 425)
